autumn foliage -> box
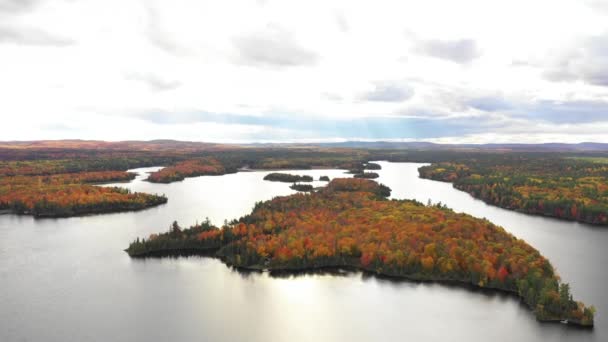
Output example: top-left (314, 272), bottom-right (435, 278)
top-left (419, 157), bottom-right (608, 225)
top-left (353, 172), bottom-right (379, 179)
top-left (147, 158), bottom-right (227, 183)
top-left (127, 178), bottom-right (594, 326)
top-left (0, 171), bottom-right (167, 217)
top-left (263, 173), bottom-right (313, 183)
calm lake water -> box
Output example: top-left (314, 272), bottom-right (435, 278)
top-left (0, 162), bottom-right (605, 341)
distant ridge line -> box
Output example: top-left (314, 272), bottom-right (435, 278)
top-left (0, 140), bottom-right (607, 152)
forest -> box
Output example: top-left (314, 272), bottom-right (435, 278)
top-left (289, 183), bottom-right (314, 192)
top-left (3, 141), bottom-right (608, 225)
top-left (418, 155), bottom-right (608, 225)
top-left (0, 171), bottom-right (167, 217)
top-left (263, 173), bottom-right (314, 183)
top-left (126, 178), bottom-right (594, 326)
top-left (0, 143), bottom-right (380, 217)
top-left (146, 157), bottom-right (230, 183)
top-left (353, 172), bottom-right (379, 179)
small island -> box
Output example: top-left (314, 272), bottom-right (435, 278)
top-left (353, 172), bottom-right (379, 179)
top-left (346, 162), bottom-right (382, 175)
top-left (290, 183), bottom-right (314, 192)
top-left (147, 158), bottom-right (228, 183)
top-left (263, 173), bottom-right (313, 183)
top-left (365, 162), bottom-right (382, 170)
top-left (126, 178), bottom-right (594, 326)
top-left (319, 176), bottom-right (330, 181)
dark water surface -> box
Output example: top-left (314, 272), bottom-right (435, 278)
top-left (0, 163), bottom-right (604, 341)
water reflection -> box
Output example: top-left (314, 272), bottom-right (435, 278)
top-left (0, 164), bottom-right (603, 342)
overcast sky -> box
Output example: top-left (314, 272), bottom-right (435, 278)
top-left (1, 0), bottom-right (608, 143)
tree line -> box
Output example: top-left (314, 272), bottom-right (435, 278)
top-left (419, 156), bottom-right (608, 225)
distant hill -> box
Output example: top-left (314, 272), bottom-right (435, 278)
top-left (0, 139), bottom-right (235, 152)
top-left (253, 141), bottom-right (608, 152)
top-left (311, 141), bottom-right (608, 152)
top-left (1, 139), bottom-right (608, 152)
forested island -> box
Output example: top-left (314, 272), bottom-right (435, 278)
top-left (364, 162), bottom-right (382, 170)
top-left (353, 172), bottom-right (379, 179)
top-left (289, 183), bottom-right (314, 192)
top-left (147, 157), bottom-right (230, 183)
top-left (0, 171), bottom-right (167, 217)
top-left (263, 173), bottom-right (314, 183)
top-left (346, 161), bottom-right (383, 176)
top-left (419, 155), bottom-right (608, 225)
top-left (127, 178), bottom-right (594, 326)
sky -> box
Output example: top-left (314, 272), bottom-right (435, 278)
top-left (1, 0), bottom-right (608, 143)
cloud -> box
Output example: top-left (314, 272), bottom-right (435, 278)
top-left (39, 123), bottom-right (76, 131)
top-left (523, 99), bottom-right (608, 124)
top-left (510, 59), bottom-right (538, 67)
top-left (334, 11), bottom-right (349, 33)
top-left (135, 110), bottom-right (484, 140)
top-left (466, 96), bottom-right (608, 124)
top-left (466, 96), bottom-right (513, 112)
top-left (585, 0), bottom-right (608, 14)
top-left (233, 25), bottom-right (319, 67)
top-left (322, 92), bottom-right (343, 102)
top-left (125, 72), bottom-right (181, 91)
top-left (543, 34), bottom-right (608, 86)
top-left (0, 0), bottom-right (607, 144)
top-left (362, 82), bottom-right (415, 102)
top-left (0, 25), bottom-right (74, 46)
top-left (131, 108), bottom-right (493, 140)
top-left (0, 0), bottom-right (40, 13)
top-left (416, 39), bottom-right (481, 64)
top-left (145, 4), bottom-right (186, 55)
top-left (135, 111), bottom-right (241, 125)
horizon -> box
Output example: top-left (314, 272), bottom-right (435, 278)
top-left (1, 0), bottom-right (608, 143)
top-left (1, 138), bottom-right (608, 146)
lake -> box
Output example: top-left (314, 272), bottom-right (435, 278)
top-left (0, 162), bottom-right (604, 341)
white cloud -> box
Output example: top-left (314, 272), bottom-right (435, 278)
top-left (415, 39), bottom-right (480, 64)
top-left (124, 72), bottom-right (182, 91)
top-left (0, 0), bottom-right (40, 13)
top-left (543, 34), bottom-right (608, 86)
top-left (361, 81), bottom-right (414, 102)
top-left (232, 24), bottom-right (319, 67)
top-left (0, 0), bottom-right (607, 143)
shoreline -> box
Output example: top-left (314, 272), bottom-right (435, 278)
top-left (419, 174), bottom-right (608, 227)
top-left (126, 247), bottom-right (592, 328)
top-left (3, 200), bottom-right (167, 219)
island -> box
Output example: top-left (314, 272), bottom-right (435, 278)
top-left (319, 176), bottom-right (330, 181)
top-left (353, 172), bottom-right (379, 179)
top-left (365, 162), bottom-right (382, 170)
top-left (289, 183), bottom-right (314, 192)
top-left (263, 173), bottom-right (314, 183)
top-left (0, 171), bottom-right (167, 217)
top-left (346, 162), bottom-right (382, 175)
top-left (126, 178), bottom-right (594, 326)
top-left (147, 157), bottom-right (229, 183)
